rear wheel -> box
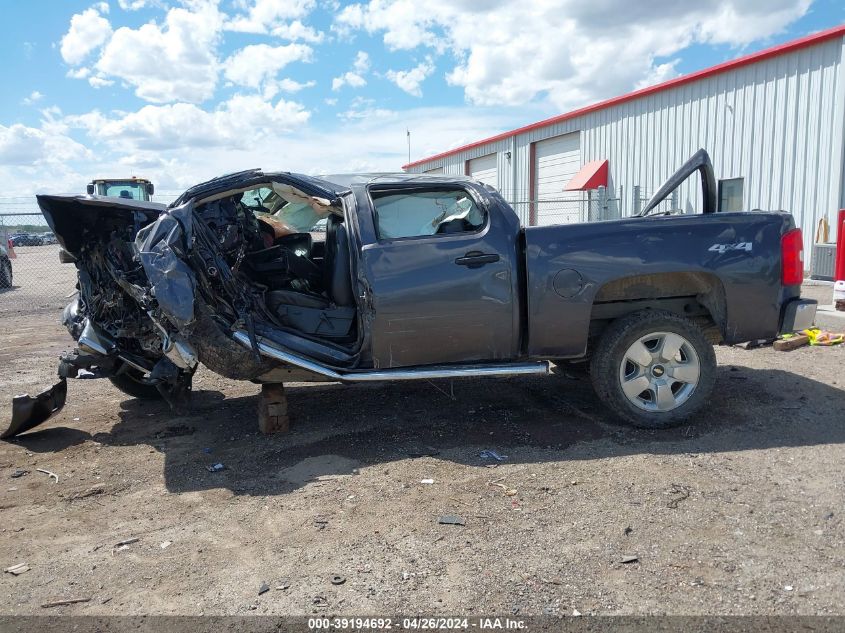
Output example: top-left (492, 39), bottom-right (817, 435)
top-left (0, 259), bottom-right (12, 288)
top-left (590, 310), bottom-right (716, 428)
top-left (109, 368), bottom-right (163, 400)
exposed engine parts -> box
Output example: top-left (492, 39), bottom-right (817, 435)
top-left (38, 178), bottom-right (355, 413)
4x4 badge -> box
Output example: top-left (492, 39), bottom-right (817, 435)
top-left (708, 242), bottom-right (753, 253)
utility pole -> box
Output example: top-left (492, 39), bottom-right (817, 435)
top-left (406, 129), bottom-right (411, 165)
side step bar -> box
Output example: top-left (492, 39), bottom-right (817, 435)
top-left (232, 330), bottom-right (549, 382)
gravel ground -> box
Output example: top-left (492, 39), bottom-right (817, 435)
top-left (0, 282), bottom-right (843, 616)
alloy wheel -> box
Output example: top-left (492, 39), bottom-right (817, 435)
top-left (618, 331), bottom-right (700, 412)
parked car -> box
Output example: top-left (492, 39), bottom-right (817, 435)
top-left (39, 232), bottom-right (57, 245)
top-left (10, 233), bottom-right (42, 246)
top-left (0, 241), bottom-right (12, 288)
top-left (5, 150), bottom-right (816, 438)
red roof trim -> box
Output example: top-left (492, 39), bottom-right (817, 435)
top-left (403, 24), bottom-right (845, 169)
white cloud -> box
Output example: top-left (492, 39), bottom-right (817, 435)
top-left (223, 43), bottom-right (313, 90)
top-left (385, 58), bottom-right (435, 97)
top-left (8, 0), bottom-right (814, 199)
top-left (334, 0), bottom-right (812, 111)
top-left (262, 78), bottom-right (316, 99)
top-left (634, 60), bottom-right (681, 90)
top-left (60, 6), bottom-right (113, 65)
top-left (21, 91), bottom-right (44, 106)
top-left (94, 1), bottom-right (224, 103)
top-left (66, 67), bottom-right (91, 79)
top-left (352, 51), bottom-right (370, 73)
top-left (118, 0), bottom-right (152, 9)
top-left (88, 75), bottom-right (115, 88)
top-left (64, 94), bottom-right (311, 152)
top-left (271, 20), bottom-right (325, 43)
top-left (2, 98), bottom-right (534, 194)
top-left (226, 0), bottom-right (315, 33)
top-left (334, 1), bottom-right (436, 50)
top-left (0, 123), bottom-right (91, 166)
top-left (274, 78), bottom-right (315, 92)
top-left (332, 72), bottom-right (366, 91)
top-left (331, 51), bottom-right (369, 91)
top-left (339, 106), bottom-right (394, 122)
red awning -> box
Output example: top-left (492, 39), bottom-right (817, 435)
top-left (563, 159), bottom-right (608, 191)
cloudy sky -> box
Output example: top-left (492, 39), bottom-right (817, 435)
top-left (1, 0), bottom-right (843, 197)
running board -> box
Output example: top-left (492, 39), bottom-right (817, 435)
top-left (232, 330), bottom-right (549, 382)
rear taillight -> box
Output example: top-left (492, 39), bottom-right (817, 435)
top-left (781, 228), bottom-right (804, 286)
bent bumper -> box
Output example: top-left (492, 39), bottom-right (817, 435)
top-left (3, 380), bottom-right (67, 439)
top-left (780, 298), bottom-right (817, 334)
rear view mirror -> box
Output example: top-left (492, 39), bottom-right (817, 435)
top-left (146, 183), bottom-right (155, 196)
top-left (86, 184), bottom-right (95, 195)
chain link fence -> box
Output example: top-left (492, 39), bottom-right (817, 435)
top-left (0, 193), bottom-right (181, 322)
top-left (508, 186), bottom-right (623, 226)
top-left (0, 212), bottom-right (76, 319)
top-left (631, 185), bottom-right (682, 215)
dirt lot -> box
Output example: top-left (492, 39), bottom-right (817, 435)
top-left (0, 278), bottom-right (843, 616)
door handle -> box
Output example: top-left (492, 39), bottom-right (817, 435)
top-left (455, 251), bottom-right (500, 268)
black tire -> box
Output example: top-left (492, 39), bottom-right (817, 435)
top-left (0, 259), bottom-right (11, 288)
top-left (109, 369), bottom-right (163, 400)
top-left (589, 310), bottom-right (717, 429)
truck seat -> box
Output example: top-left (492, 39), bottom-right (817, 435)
top-left (264, 214), bottom-right (355, 339)
top-left (323, 215), bottom-right (354, 306)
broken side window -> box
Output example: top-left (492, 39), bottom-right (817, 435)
top-left (371, 189), bottom-right (486, 240)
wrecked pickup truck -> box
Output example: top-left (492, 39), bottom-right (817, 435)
top-left (6, 150), bottom-right (817, 438)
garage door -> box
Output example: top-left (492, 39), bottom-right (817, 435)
top-left (468, 153), bottom-right (498, 190)
top-left (423, 166), bottom-right (444, 174)
top-left (533, 132), bottom-right (581, 226)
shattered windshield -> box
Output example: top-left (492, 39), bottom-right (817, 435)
top-left (240, 184), bottom-right (338, 232)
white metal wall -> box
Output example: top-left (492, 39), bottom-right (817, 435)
top-left (406, 35), bottom-right (845, 261)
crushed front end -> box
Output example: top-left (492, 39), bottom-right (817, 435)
top-left (6, 195), bottom-right (199, 438)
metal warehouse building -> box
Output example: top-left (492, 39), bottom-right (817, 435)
top-left (403, 24), bottom-right (845, 275)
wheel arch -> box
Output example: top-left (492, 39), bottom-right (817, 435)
top-left (589, 271), bottom-right (727, 343)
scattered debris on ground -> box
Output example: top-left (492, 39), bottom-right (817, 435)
top-left (4, 563), bottom-right (30, 576)
top-left (35, 468), bottom-right (59, 483)
top-left (438, 514), bottom-right (466, 526)
top-left (67, 485), bottom-right (105, 501)
top-left (666, 484), bottom-right (692, 509)
top-left (113, 537), bottom-right (139, 553)
top-left (41, 598), bottom-right (91, 609)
